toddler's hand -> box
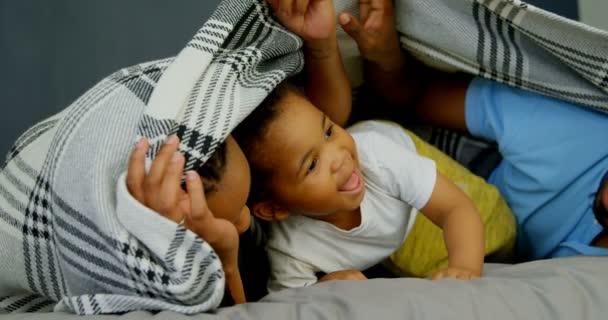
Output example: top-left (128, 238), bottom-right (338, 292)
top-left (338, 0), bottom-right (404, 71)
top-left (431, 267), bottom-right (480, 280)
top-left (266, 0), bottom-right (336, 43)
top-left (126, 136), bottom-right (245, 304)
top-left (318, 269), bottom-right (367, 282)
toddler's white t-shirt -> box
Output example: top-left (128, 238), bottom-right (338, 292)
top-left (266, 121), bottom-right (437, 292)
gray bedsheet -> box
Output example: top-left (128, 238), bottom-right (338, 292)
top-left (3, 256), bottom-right (606, 320)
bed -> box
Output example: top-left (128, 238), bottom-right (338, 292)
top-left (2, 257), bottom-right (606, 319)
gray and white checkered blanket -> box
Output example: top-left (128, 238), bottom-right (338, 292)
top-left (0, 0), bottom-right (607, 315)
top-left (394, 0), bottom-right (608, 112)
top-left (0, 0), bottom-right (302, 315)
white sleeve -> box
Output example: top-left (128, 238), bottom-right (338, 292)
top-left (266, 247), bottom-right (318, 293)
top-left (351, 122), bottom-right (437, 210)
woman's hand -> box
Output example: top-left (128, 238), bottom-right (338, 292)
top-left (126, 136), bottom-right (245, 304)
top-left (126, 136), bottom-right (189, 224)
top-left (267, 0), bottom-right (337, 43)
top-left (182, 170), bottom-right (245, 304)
top-left (338, 0), bottom-right (404, 71)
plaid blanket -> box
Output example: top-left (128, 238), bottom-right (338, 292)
top-left (0, 0), bottom-right (301, 314)
top-left (393, 0), bottom-right (608, 112)
top-left (0, 0), bottom-right (607, 315)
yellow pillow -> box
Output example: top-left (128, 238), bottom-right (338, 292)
top-left (387, 125), bottom-right (516, 277)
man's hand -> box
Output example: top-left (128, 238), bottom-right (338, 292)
top-left (338, 0), bottom-right (404, 71)
top-left (126, 137), bottom-right (245, 304)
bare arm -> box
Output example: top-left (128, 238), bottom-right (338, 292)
top-left (368, 53), bottom-right (472, 132)
top-left (268, 0), bottom-right (352, 126)
top-left (340, 0), bottom-right (472, 131)
top-left (304, 37), bottom-right (352, 127)
top-left (363, 49), bottom-right (420, 108)
top-left (420, 171), bottom-right (485, 279)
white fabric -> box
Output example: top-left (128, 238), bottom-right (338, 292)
top-left (266, 121), bottom-right (436, 292)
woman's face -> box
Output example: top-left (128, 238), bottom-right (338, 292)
top-left (205, 136), bottom-right (252, 234)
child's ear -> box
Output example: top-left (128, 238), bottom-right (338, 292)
top-left (252, 201), bottom-right (290, 221)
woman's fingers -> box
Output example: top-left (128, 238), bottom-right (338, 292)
top-left (183, 171), bottom-right (243, 303)
top-left (295, 0), bottom-right (309, 15)
top-left (184, 170), bottom-right (239, 249)
top-left (278, 0), bottom-right (294, 15)
top-left (145, 135), bottom-right (180, 193)
top-left (185, 171), bottom-right (208, 217)
top-left (158, 151), bottom-right (186, 222)
top-left (126, 138), bottom-right (149, 202)
top-left (359, 0), bottom-right (371, 23)
top-left (128, 135), bottom-right (186, 222)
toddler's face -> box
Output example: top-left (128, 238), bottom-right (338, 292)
top-left (255, 91), bottom-right (365, 217)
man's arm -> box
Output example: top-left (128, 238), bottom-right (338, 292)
top-left (339, 0), bottom-right (472, 132)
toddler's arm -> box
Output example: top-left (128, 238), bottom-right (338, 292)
top-left (420, 172), bottom-right (485, 279)
top-left (267, 0), bottom-right (352, 126)
top-left (351, 122), bottom-right (484, 280)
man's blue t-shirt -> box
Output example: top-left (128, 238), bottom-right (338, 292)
top-left (465, 78), bottom-right (608, 260)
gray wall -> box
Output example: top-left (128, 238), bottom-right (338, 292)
top-left (0, 0), bottom-right (221, 157)
top-left (0, 0), bottom-right (576, 158)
